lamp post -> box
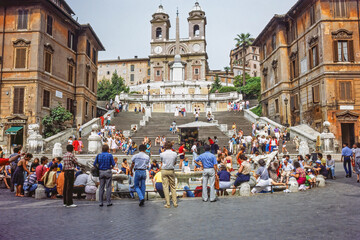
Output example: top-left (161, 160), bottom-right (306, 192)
top-left (284, 97), bottom-right (289, 127)
top-left (207, 84), bottom-right (211, 107)
top-left (147, 85), bottom-right (150, 107)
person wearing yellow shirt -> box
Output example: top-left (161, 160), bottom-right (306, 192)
top-left (152, 171), bottom-right (165, 198)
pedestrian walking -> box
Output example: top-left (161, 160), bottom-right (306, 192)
top-left (63, 145), bottom-right (79, 208)
top-left (130, 144), bottom-right (150, 206)
top-left (341, 143), bottom-right (353, 178)
top-left (160, 141), bottom-right (178, 208)
top-left (353, 143), bottom-right (360, 183)
top-left (94, 144), bottom-right (116, 207)
top-left (196, 145), bottom-right (218, 202)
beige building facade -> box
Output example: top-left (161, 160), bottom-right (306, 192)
top-left (0, 0), bottom-right (104, 150)
top-left (230, 46), bottom-right (260, 77)
top-left (254, 0), bottom-right (360, 146)
top-left (98, 57), bottom-right (150, 86)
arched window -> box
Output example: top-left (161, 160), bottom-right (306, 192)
top-left (156, 27), bottom-right (162, 39)
top-left (193, 25), bottom-right (200, 36)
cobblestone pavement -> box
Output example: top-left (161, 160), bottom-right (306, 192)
top-left (1, 163), bottom-right (360, 240)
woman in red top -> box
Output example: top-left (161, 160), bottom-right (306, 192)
top-left (291, 161), bottom-right (306, 185)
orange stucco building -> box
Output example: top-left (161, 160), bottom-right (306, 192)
top-left (0, 0), bottom-right (104, 150)
top-left (254, 0), bottom-right (360, 147)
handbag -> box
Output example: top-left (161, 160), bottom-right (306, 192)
top-left (92, 155), bottom-right (100, 177)
top-left (215, 175), bottom-right (220, 190)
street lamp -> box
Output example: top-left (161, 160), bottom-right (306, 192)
top-left (147, 85), bottom-right (150, 107)
top-left (284, 97), bottom-right (289, 127)
top-left (207, 84), bottom-right (211, 107)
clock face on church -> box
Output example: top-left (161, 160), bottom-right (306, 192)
top-left (192, 43), bottom-right (200, 52)
top-left (154, 46), bottom-right (163, 54)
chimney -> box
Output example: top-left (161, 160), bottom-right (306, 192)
top-left (134, 56), bottom-right (138, 59)
top-left (117, 56), bottom-right (120, 60)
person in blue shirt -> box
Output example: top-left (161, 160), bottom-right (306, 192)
top-left (196, 145), bottom-right (218, 202)
top-left (131, 144), bottom-right (150, 207)
top-left (341, 143), bottom-right (353, 178)
top-left (94, 144), bottom-right (115, 207)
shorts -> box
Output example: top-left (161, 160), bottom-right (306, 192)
top-left (180, 155), bottom-right (185, 160)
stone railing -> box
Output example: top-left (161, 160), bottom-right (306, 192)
top-left (118, 92), bottom-right (241, 102)
top-left (43, 110), bottom-right (114, 152)
top-left (244, 107), bottom-right (319, 150)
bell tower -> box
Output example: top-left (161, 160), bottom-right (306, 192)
top-left (188, 2), bottom-right (206, 40)
top-left (150, 5), bottom-right (171, 42)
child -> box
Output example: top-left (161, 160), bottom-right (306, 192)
top-left (305, 169), bottom-right (316, 189)
top-left (181, 157), bottom-right (191, 173)
top-left (326, 154), bottom-right (335, 179)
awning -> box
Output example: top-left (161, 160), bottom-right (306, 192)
top-left (5, 126), bottom-right (23, 135)
top-left (177, 121), bottom-right (218, 129)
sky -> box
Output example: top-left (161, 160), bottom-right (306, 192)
top-left (67, 0), bottom-right (298, 70)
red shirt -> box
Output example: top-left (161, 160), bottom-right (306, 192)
top-left (178, 146), bottom-right (185, 155)
top-left (209, 139), bottom-right (214, 145)
top-left (36, 165), bottom-right (47, 181)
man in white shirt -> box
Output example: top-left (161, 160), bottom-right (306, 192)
top-left (191, 143), bottom-right (198, 161)
top-left (280, 158), bottom-right (294, 184)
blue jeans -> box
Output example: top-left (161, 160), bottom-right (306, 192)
top-left (327, 165), bottom-right (335, 177)
top-left (134, 170), bottom-right (147, 201)
top-left (343, 157), bottom-right (352, 177)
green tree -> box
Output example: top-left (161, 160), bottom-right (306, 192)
top-left (210, 74), bottom-right (222, 93)
top-left (42, 103), bottom-right (73, 138)
top-left (97, 71), bottom-right (129, 100)
top-left (234, 33), bottom-right (254, 86)
top-left (239, 76), bottom-right (261, 99)
top-left (233, 73), bottom-right (251, 88)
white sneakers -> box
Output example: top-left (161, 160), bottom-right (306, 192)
top-left (66, 204), bottom-right (77, 208)
top-left (283, 189), bottom-right (291, 193)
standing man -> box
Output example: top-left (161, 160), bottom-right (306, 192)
top-left (196, 145), bottom-right (218, 202)
top-left (9, 146), bottom-right (22, 192)
top-left (130, 144), bottom-right (150, 206)
top-left (341, 143), bottom-right (353, 178)
top-left (160, 141), bottom-right (178, 208)
top-left (63, 145), bottom-right (79, 208)
top-left (191, 142), bottom-right (198, 162)
top-left (94, 145), bottom-right (115, 207)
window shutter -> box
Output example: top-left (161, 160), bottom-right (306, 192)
top-left (13, 88), bottom-right (19, 114)
top-left (18, 10), bottom-right (23, 29)
top-left (290, 61), bottom-right (294, 79)
top-left (68, 31), bottom-right (71, 48)
top-left (315, 46), bottom-right (319, 66)
top-left (339, 82), bottom-right (345, 100)
top-left (309, 49), bottom-right (313, 69)
top-left (345, 82), bottom-right (351, 99)
top-left (333, 41), bottom-right (338, 62)
top-left (295, 58), bottom-right (299, 78)
top-left (290, 96), bottom-right (295, 110)
top-left (348, 40), bottom-right (354, 62)
top-left (19, 88), bottom-right (24, 114)
top-left (295, 95), bottom-right (299, 110)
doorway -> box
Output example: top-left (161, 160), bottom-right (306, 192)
top-left (341, 123), bottom-right (355, 146)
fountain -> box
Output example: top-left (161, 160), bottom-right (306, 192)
top-left (175, 171), bottom-right (203, 190)
top-left (298, 140), bottom-right (310, 157)
top-left (52, 143), bottom-right (62, 158)
top-left (27, 124), bottom-right (44, 154)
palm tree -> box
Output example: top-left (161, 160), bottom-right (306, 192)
top-left (234, 33), bottom-right (253, 86)
top-left (224, 66), bottom-right (230, 86)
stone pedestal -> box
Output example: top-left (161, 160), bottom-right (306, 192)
top-left (248, 176), bottom-right (256, 187)
top-left (27, 124), bottom-right (44, 154)
top-left (321, 121), bottom-right (335, 154)
top-left (239, 182), bottom-right (250, 196)
top-left (289, 177), bottom-right (299, 193)
top-left (88, 124), bottom-right (102, 154)
top-left (52, 143), bottom-right (62, 158)
top-left (35, 184), bottom-right (47, 199)
top-left (316, 175), bottom-right (326, 187)
top-left (145, 106), bottom-right (152, 118)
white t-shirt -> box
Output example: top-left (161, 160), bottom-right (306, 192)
top-left (191, 145), bottom-right (197, 153)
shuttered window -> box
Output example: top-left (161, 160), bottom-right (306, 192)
top-left (310, 5), bottom-right (315, 26)
top-left (17, 9), bottom-right (29, 30)
top-left (92, 48), bottom-right (97, 63)
top-left (334, 0), bottom-right (347, 18)
top-left (86, 69), bottom-right (90, 87)
top-left (15, 48), bottom-right (26, 69)
top-left (68, 31), bottom-right (75, 50)
top-left (13, 87), bottom-right (25, 114)
top-left (290, 58), bottom-right (299, 79)
top-left (44, 51), bottom-right (52, 73)
top-left (312, 85), bottom-right (320, 103)
top-left (46, 15), bottom-right (53, 36)
top-left (333, 40), bottom-right (354, 62)
top-left (275, 99), bottom-right (279, 113)
top-left (67, 98), bottom-right (74, 114)
top-left (290, 95), bottom-right (299, 110)
top-left (68, 65), bottom-right (74, 83)
top-left (309, 45), bottom-right (319, 69)
top-left (85, 102), bottom-right (88, 116)
top-left (43, 90), bottom-right (50, 108)
top-left (86, 40), bottom-right (91, 57)
top-left (339, 81), bottom-right (352, 100)
top-left (92, 72), bottom-right (96, 92)
top-left (271, 34), bottom-right (276, 51)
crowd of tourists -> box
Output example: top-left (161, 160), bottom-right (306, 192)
top-left (227, 100), bottom-right (250, 111)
